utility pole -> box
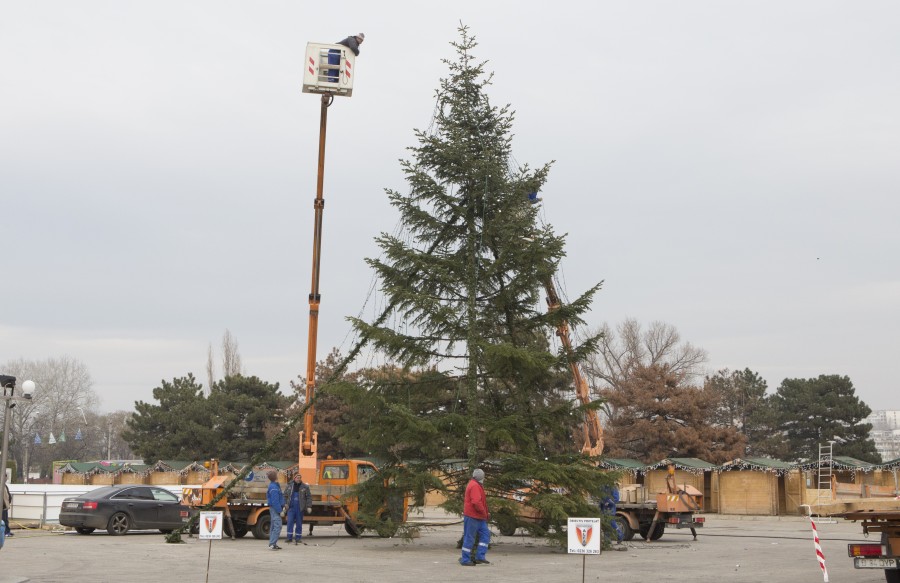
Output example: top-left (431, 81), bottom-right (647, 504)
top-left (0, 376), bottom-right (36, 529)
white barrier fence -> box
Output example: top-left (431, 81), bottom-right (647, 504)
top-left (6, 484), bottom-right (187, 528)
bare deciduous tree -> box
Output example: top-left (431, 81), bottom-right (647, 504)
top-left (205, 343), bottom-right (216, 396)
top-left (1, 356), bottom-right (99, 480)
top-left (221, 329), bottom-right (242, 378)
top-left (584, 319), bottom-right (707, 420)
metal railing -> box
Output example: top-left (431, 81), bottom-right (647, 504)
top-left (6, 484), bottom-right (185, 529)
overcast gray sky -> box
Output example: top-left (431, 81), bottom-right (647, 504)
top-left (2, 1), bottom-right (898, 413)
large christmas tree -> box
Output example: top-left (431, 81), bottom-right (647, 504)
top-left (329, 26), bottom-right (612, 542)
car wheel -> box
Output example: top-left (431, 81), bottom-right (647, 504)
top-left (107, 512), bottom-right (131, 536)
top-left (252, 513), bottom-right (270, 540)
top-left (159, 529), bottom-right (173, 534)
top-left (885, 567), bottom-right (900, 583)
top-left (75, 527), bottom-right (95, 535)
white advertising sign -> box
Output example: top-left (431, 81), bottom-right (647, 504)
top-left (567, 517), bottom-right (601, 554)
top-left (199, 511), bottom-right (224, 540)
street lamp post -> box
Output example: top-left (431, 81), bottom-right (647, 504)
top-left (0, 375), bottom-right (36, 532)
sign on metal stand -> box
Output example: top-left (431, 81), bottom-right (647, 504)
top-left (199, 511), bottom-right (223, 583)
top-left (567, 517), bottom-right (601, 583)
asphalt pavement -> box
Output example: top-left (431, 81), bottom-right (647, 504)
top-left (0, 510), bottom-right (889, 583)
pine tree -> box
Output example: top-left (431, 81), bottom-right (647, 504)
top-left (772, 375), bottom-right (879, 463)
top-left (330, 25), bottom-right (612, 542)
top-left (123, 374), bottom-right (286, 462)
top-left (705, 368), bottom-right (781, 457)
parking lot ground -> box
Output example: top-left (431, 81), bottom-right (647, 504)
top-left (0, 513), bottom-right (889, 583)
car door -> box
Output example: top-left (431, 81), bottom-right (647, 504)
top-left (115, 486), bottom-right (158, 529)
top-left (150, 487), bottom-right (186, 529)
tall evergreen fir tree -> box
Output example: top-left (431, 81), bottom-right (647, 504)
top-left (329, 26), bottom-right (613, 542)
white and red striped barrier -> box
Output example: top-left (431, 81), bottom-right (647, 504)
top-left (809, 517), bottom-right (829, 582)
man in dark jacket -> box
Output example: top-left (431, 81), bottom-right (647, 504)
top-left (459, 468), bottom-right (491, 566)
top-left (327, 33), bottom-right (365, 83)
top-left (283, 474), bottom-right (312, 544)
top-left (337, 33), bottom-right (365, 56)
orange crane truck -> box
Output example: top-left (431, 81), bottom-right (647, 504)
top-left (182, 457), bottom-right (396, 539)
top-left (183, 48), bottom-right (406, 539)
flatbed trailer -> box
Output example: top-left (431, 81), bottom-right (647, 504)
top-left (839, 509), bottom-right (900, 583)
top-left (612, 476), bottom-right (705, 542)
top-left (615, 495), bottom-right (705, 541)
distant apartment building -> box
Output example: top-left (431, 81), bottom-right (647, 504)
top-left (865, 410), bottom-right (900, 462)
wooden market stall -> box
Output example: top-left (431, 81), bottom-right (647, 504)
top-left (717, 457), bottom-right (794, 515)
top-left (597, 458), bottom-right (646, 489)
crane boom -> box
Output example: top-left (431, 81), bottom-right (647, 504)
top-left (543, 277), bottom-right (604, 457)
top-left (298, 93), bottom-right (333, 484)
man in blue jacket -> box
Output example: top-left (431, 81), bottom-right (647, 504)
top-left (266, 471), bottom-right (284, 550)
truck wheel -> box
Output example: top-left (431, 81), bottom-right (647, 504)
top-left (224, 521), bottom-right (248, 538)
top-left (495, 512), bottom-right (518, 536)
top-left (233, 523), bottom-right (249, 538)
top-left (639, 522), bottom-right (664, 541)
top-left (344, 519), bottom-right (362, 537)
top-left (612, 516), bottom-right (633, 541)
top-left (252, 514), bottom-right (270, 540)
top-left (375, 512), bottom-right (399, 538)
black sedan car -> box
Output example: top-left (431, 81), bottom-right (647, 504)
top-left (59, 485), bottom-right (192, 535)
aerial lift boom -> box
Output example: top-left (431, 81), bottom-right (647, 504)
top-left (297, 41), bottom-right (358, 484)
top-left (297, 92), bottom-right (331, 484)
top-left (542, 277), bottom-right (604, 457)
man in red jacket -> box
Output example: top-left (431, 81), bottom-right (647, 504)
top-left (459, 468), bottom-right (491, 566)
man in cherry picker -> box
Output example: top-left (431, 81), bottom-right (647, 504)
top-left (337, 32), bottom-right (365, 56)
top-left (327, 33), bottom-right (365, 83)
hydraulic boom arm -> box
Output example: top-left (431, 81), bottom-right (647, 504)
top-left (543, 277), bottom-right (604, 457)
top-left (298, 93), bottom-right (334, 484)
